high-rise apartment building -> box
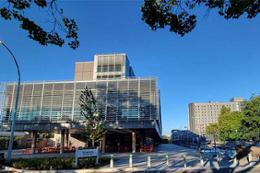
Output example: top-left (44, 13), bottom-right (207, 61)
top-left (0, 53), bottom-right (161, 153)
top-left (188, 97), bottom-right (244, 135)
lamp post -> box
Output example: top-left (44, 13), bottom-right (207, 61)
top-left (0, 40), bottom-right (21, 161)
top-left (184, 126), bottom-right (188, 146)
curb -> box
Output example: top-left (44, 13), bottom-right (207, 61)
top-left (3, 161), bottom-right (260, 173)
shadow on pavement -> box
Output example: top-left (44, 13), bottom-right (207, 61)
top-left (236, 160), bottom-right (260, 173)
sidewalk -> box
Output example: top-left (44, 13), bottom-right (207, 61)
top-left (1, 144), bottom-right (259, 172)
top-left (2, 161), bottom-right (260, 173)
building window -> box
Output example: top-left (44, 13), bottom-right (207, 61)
top-left (109, 65), bottom-right (114, 72)
top-left (97, 66), bottom-right (102, 72)
top-left (114, 75), bottom-right (121, 79)
top-left (115, 64), bottom-right (121, 72)
top-left (102, 65), bottom-right (108, 72)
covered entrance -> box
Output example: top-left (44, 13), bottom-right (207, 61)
top-left (103, 128), bottom-right (159, 153)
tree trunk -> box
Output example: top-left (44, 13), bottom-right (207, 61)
top-left (86, 140), bottom-right (89, 148)
top-left (214, 134), bottom-right (217, 153)
top-left (92, 139), bottom-right (95, 147)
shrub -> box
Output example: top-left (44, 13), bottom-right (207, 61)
top-left (0, 153), bottom-right (5, 165)
top-left (0, 137), bottom-right (8, 149)
top-left (78, 156), bottom-right (110, 168)
top-left (8, 156), bottom-right (110, 170)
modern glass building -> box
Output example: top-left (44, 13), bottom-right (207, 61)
top-left (0, 54), bottom-right (162, 152)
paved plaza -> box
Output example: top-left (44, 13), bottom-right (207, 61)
top-left (102, 144), bottom-right (201, 170)
top-left (99, 144), bottom-right (260, 172)
top-left (1, 144), bottom-right (259, 172)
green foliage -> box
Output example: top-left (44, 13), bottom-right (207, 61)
top-left (206, 106), bottom-right (244, 141)
top-left (205, 96), bottom-right (260, 142)
top-left (141, 0), bottom-right (196, 36)
top-left (0, 0), bottom-right (79, 49)
top-left (7, 157), bottom-right (110, 170)
top-left (161, 135), bottom-right (170, 144)
top-left (241, 96), bottom-right (260, 141)
top-left (78, 157), bottom-right (110, 168)
top-left (0, 137), bottom-right (8, 149)
top-left (218, 107), bottom-right (243, 141)
top-left (141, 0), bottom-right (259, 36)
top-left (206, 123), bottom-right (218, 136)
top-left (9, 157), bottom-right (74, 170)
top-left (206, 123), bottom-right (218, 148)
top-left (79, 86), bottom-right (104, 146)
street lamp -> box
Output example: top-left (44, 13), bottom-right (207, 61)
top-left (184, 126), bottom-right (188, 145)
top-left (0, 40), bottom-right (21, 161)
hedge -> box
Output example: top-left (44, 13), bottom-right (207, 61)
top-left (0, 137), bottom-right (8, 149)
top-left (6, 156), bottom-right (110, 170)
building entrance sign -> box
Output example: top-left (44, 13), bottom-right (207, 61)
top-left (76, 148), bottom-right (98, 158)
top-left (75, 148), bottom-right (99, 167)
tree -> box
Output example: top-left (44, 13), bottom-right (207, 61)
top-left (0, 0), bottom-right (79, 49)
top-left (161, 135), bottom-right (170, 144)
top-left (141, 0), bottom-right (259, 36)
top-left (79, 85), bottom-right (104, 147)
top-left (206, 123), bottom-right (218, 151)
top-left (218, 106), bottom-right (244, 141)
top-left (241, 96), bottom-right (260, 142)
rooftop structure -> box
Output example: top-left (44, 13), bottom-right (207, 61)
top-left (74, 53), bottom-right (135, 81)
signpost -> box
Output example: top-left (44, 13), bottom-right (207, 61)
top-left (75, 148), bottom-right (99, 167)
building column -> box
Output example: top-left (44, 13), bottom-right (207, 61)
top-left (65, 131), bottom-right (69, 148)
top-left (132, 131), bottom-right (136, 153)
top-left (102, 132), bottom-right (106, 153)
top-left (140, 131), bottom-right (145, 147)
top-left (140, 132), bottom-right (144, 151)
top-left (60, 130), bottom-right (65, 154)
top-left (31, 131), bottom-right (37, 154)
top-left (117, 138), bottom-right (121, 152)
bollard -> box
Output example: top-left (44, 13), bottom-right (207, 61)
top-left (95, 147), bottom-right (99, 165)
top-left (129, 154), bottom-right (133, 168)
top-left (200, 154), bottom-right (204, 167)
top-left (74, 157), bottom-right (78, 168)
top-left (110, 154), bottom-right (114, 168)
top-left (183, 155), bottom-right (187, 168)
top-left (248, 153), bottom-right (252, 166)
top-left (166, 154), bottom-right (169, 167)
top-left (147, 155), bottom-right (151, 168)
top-left (217, 153), bottom-right (220, 164)
top-left (233, 157), bottom-right (238, 166)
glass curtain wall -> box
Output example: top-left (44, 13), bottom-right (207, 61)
top-left (0, 79), bottom-right (160, 124)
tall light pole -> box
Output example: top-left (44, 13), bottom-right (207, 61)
top-left (0, 40), bottom-right (21, 161)
top-left (184, 126), bottom-right (188, 145)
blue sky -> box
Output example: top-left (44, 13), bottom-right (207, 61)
top-left (0, 1), bottom-right (259, 135)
